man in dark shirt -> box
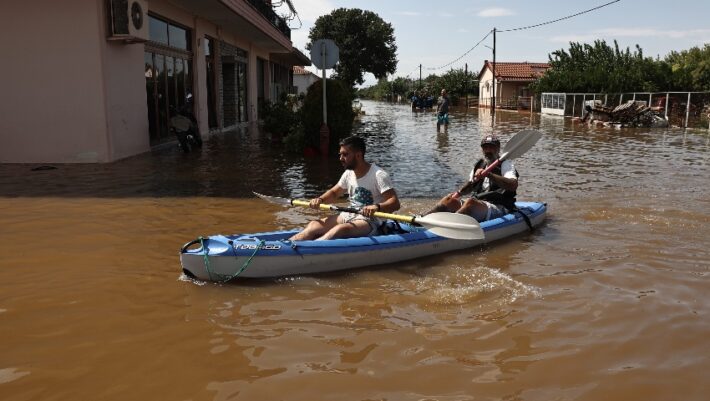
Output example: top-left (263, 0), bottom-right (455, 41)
top-left (437, 89), bottom-right (450, 132)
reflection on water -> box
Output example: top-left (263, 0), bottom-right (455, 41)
top-left (0, 101), bottom-right (708, 401)
top-left (1, 101), bottom-right (708, 204)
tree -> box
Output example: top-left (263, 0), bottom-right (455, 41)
top-left (530, 40), bottom-right (673, 94)
top-left (356, 76), bottom-right (415, 100)
top-left (665, 44), bottom-right (710, 91)
top-left (435, 68), bottom-right (479, 103)
top-left (308, 8), bottom-right (397, 87)
top-left (357, 69), bottom-right (478, 105)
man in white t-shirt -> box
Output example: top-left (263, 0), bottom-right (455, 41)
top-left (289, 136), bottom-right (401, 241)
top-left (425, 134), bottom-right (519, 221)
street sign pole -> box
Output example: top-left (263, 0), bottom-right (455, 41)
top-left (322, 42), bottom-right (327, 125)
top-left (320, 42), bottom-right (329, 156)
top-left (310, 39), bottom-right (339, 156)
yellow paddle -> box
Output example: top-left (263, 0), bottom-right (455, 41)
top-left (254, 192), bottom-right (484, 240)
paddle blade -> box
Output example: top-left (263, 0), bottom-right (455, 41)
top-left (415, 212), bottom-right (485, 240)
top-left (253, 192), bottom-right (292, 206)
top-left (501, 129), bottom-right (543, 160)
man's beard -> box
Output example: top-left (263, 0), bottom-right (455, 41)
top-left (484, 152), bottom-right (499, 163)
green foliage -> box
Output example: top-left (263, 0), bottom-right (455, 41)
top-left (434, 68), bottom-right (479, 104)
top-left (282, 125), bottom-right (306, 153)
top-left (665, 44), bottom-right (710, 91)
top-left (357, 76), bottom-right (413, 100)
top-left (531, 40), bottom-right (673, 94)
top-left (262, 93), bottom-right (299, 137)
top-left (301, 79), bottom-right (355, 152)
top-left (357, 68), bottom-right (478, 104)
top-left (261, 94), bottom-right (308, 153)
top-left (308, 8), bottom-right (397, 87)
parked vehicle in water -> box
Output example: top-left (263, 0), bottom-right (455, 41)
top-left (170, 94), bottom-right (202, 152)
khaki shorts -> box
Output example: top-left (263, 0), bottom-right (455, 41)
top-left (338, 212), bottom-right (381, 236)
top-left (458, 199), bottom-right (508, 221)
top-left (481, 201), bottom-right (508, 221)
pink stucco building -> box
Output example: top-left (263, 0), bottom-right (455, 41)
top-left (1, 0), bottom-right (310, 163)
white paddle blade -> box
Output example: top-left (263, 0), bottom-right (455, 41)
top-left (502, 129), bottom-right (543, 160)
top-left (416, 212), bottom-right (485, 240)
top-left (253, 192), bottom-right (292, 206)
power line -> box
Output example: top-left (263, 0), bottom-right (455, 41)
top-left (426, 30), bottom-right (493, 72)
top-left (402, 0), bottom-right (621, 78)
top-left (499, 0), bottom-right (621, 32)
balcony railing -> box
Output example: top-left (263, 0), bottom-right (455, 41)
top-left (245, 0), bottom-right (291, 40)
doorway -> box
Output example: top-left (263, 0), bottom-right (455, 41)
top-left (144, 14), bottom-right (192, 145)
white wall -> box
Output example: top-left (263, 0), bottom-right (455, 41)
top-left (1, 0), bottom-right (110, 163)
top-left (0, 0), bottom-right (301, 163)
top-left (478, 67), bottom-right (495, 107)
top-left (294, 73), bottom-right (319, 95)
top-left (101, 39), bottom-right (151, 161)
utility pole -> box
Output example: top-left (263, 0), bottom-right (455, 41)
top-left (492, 27), bottom-right (496, 124)
top-left (465, 63), bottom-right (468, 109)
top-left (419, 64), bottom-right (422, 90)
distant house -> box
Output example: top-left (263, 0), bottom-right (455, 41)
top-left (478, 61), bottom-right (550, 108)
top-left (293, 66), bottom-right (320, 95)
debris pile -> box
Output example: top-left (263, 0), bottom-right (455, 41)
top-left (583, 100), bottom-right (668, 128)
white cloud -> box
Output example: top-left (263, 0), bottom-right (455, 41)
top-left (550, 28), bottom-right (710, 43)
top-left (282, 0), bottom-right (335, 50)
top-left (549, 34), bottom-right (598, 43)
top-left (398, 11), bottom-right (423, 17)
top-left (477, 8), bottom-right (515, 17)
top-left (288, 0), bottom-right (335, 24)
top-left (290, 29), bottom-right (311, 52)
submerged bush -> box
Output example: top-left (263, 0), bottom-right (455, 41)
top-left (301, 79), bottom-right (354, 153)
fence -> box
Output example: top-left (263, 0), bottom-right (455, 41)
top-left (541, 92), bottom-right (710, 128)
top-left (478, 96), bottom-right (538, 112)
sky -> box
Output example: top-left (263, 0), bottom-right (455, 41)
top-left (275, 0), bottom-right (710, 87)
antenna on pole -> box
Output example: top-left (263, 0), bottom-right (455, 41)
top-left (492, 28), bottom-right (497, 126)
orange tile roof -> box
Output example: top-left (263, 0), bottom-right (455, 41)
top-left (293, 66), bottom-right (311, 75)
top-left (478, 61), bottom-right (550, 82)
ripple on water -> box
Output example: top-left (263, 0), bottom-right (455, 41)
top-left (0, 368), bottom-right (30, 384)
top-left (413, 266), bottom-right (541, 307)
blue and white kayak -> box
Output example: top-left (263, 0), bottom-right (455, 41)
top-left (180, 202), bottom-right (546, 281)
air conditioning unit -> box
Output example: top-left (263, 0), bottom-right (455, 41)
top-left (107, 0), bottom-right (149, 43)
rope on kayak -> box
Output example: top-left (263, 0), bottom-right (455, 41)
top-left (230, 240), bottom-right (265, 281)
top-left (199, 236), bottom-right (265, 283)
top-left (198, 236), bottom-right (215, 280)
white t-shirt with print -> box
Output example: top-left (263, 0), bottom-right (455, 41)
top-left (468, 159), bottom-right (517, 191)
top-left (337, 163), bottom-right (394, 209)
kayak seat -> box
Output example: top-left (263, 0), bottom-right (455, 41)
top-left (379, 220), bottom-right (410, 235)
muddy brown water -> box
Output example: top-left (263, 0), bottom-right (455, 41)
top-left (1, 101), bottom-right (708, 400)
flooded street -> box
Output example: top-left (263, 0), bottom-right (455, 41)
top-left (1, 100), bottom-right (708, 400)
